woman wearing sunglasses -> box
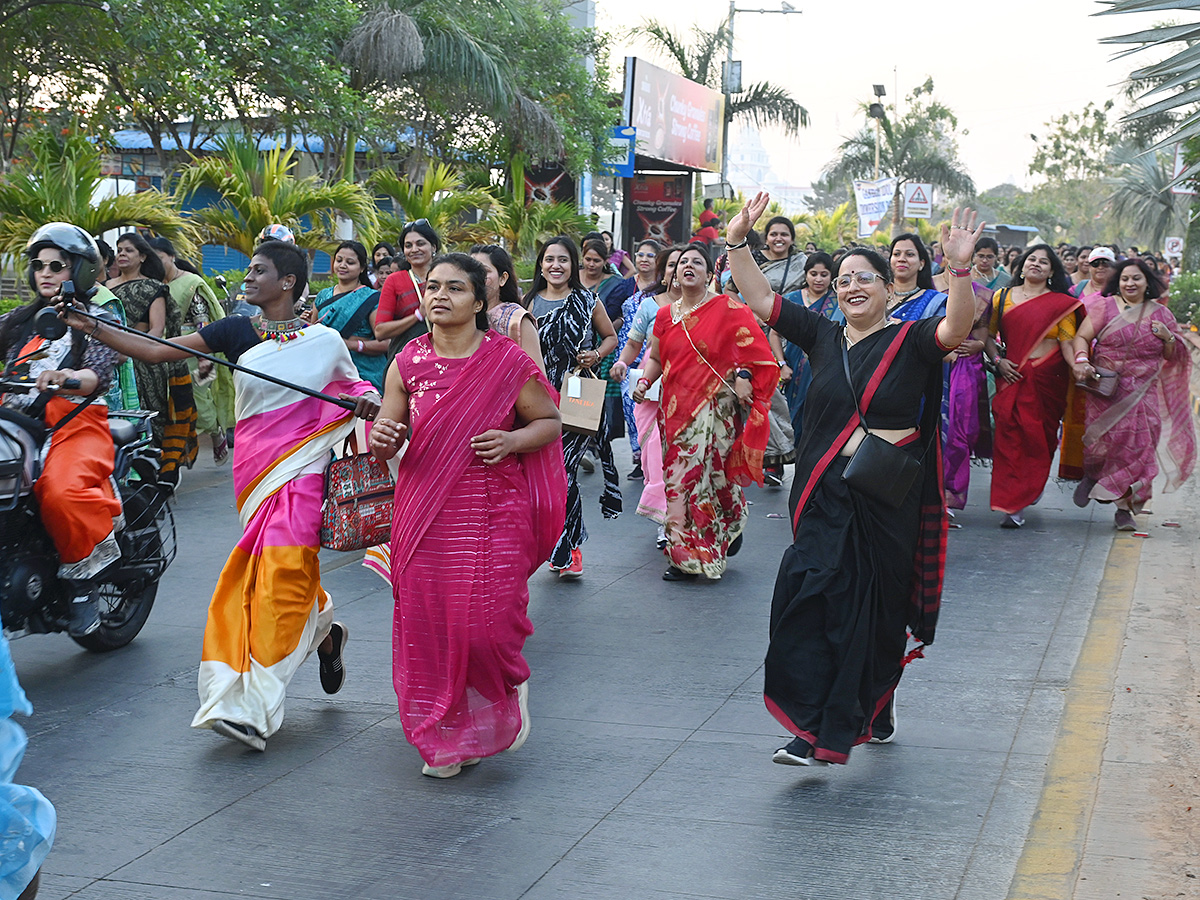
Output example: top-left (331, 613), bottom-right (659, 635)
top-left (0, 224), bottom-right (122, 638)
top-left (726, 193), bottom-right (982, 768)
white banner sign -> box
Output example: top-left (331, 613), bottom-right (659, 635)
top-left (903, 182), bottom-right (933, 218)
top-left (1165, 236), bottom-right (1184, 257)
top-left (853, 177), bottom-right (898, 238)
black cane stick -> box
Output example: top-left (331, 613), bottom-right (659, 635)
top-left (59, 307), bottom-right (361, 411)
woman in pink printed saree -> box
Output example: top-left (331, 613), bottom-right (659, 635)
top-left (1070, 258), bottom-right (1195, 530)
top-left (370, 254), bottom-right (565, 778)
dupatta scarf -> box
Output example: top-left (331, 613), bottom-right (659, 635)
top-left (655, 295), bottom-right (778, 486)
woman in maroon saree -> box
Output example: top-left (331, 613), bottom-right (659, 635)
top-left (727, 194), bottom-right (984, 766)
top-left (370, 254), bottom-right (565, 779)
top-left (986, 245), bottom-right (1082, 528)
top-left (1070, 258), bottom-right (1196, 529)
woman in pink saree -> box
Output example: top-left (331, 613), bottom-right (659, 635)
top-left (1070, 258), bottom-right (1195, 530)
top-left (370, 254), bottom-right (565, 778)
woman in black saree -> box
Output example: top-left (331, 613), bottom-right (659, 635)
top-left (727, 193), bottom-right (983, 766)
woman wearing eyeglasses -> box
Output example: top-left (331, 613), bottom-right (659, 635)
top-left (726, 192), bottom-right (982, 767)
top-left (375, 219), bottom-right (440, 356)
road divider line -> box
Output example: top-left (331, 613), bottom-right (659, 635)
top-left (1006, 534), bottom-right (1142, 900)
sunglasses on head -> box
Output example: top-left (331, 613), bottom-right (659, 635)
top-left (30, 259), bottom-right (68, 273)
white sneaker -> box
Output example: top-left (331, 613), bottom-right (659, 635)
top-left (421, 757), bottom-right (480, 778)
top-left (212, 719), bottom-right (266, 752)
top-left (1001, 512), bottom-right (1025, 529)
top-left (507, 680), bottom-right (531, 753)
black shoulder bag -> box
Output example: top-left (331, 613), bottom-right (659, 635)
top-left (839, 336), bottom-right (921, 508)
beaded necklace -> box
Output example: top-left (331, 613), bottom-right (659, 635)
top-left (259, 317), bottom-right (306, 345)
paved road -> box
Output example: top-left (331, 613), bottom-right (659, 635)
top-left (9, 440), bottom-right (1172, 900)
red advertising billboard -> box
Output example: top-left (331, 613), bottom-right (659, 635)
top-left (623, 57), bottom-right (725, 173)
top-left (626, 174), bottom-right (690, 246)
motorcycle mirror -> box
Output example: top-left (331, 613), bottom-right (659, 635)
top-left (33, 306), bottom-right (68, 341)
top-left (215, 274), bottom-right (228, 290)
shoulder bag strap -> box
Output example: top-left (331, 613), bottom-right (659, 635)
top-left (339, 291), bottom-right (379, 339)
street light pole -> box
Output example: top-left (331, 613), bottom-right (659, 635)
top-left (868, 84), bottom-right (887, 182)
top-left (720, 2), bottom-right (801, 189)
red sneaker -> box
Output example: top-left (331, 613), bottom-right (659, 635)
top-left (559, 548), bottom-right (583, 578)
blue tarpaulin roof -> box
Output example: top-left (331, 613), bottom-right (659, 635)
top-left (109, 129), bottom-right (414, 154)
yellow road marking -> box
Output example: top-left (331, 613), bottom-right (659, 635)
top-left (1006, 535), bottom-right (1142, 900)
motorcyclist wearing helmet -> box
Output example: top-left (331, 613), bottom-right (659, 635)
top-left (0, 224), bottom-right (123, 637)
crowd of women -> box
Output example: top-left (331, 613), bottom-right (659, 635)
top-left (3, 191), bottom-right (1194, 838)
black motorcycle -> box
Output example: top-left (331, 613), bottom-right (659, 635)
top-left (0, 384), bottom-right (176, 652)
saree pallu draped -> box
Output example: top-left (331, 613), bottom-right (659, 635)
top-left (990, 291), bottom-right (1081, 514)
top-left (634, 398), bottom-right (666, 521)
top-left (781, 290), bottom-right (842, 439)
top-left (655, 296), bottom-right (777, 577)
top-left (113, 278), bottom-right (198, 479)
top-left (617, 289), bottom-right (653, 454)
top-left (391, 333), bottom-right (566, 767)
top-left (943, 282), bottom-right (995, 509)
top-left (763, 306), bottom-right (948, 764)
top-left (192, 326), bottom-right (372, 738)
top-left (314, 284), bottom-right (387, 390)
top-left (535, 288), bottom-right (620, 567)
top-left (1081, 296), bottom-right (1196, 512)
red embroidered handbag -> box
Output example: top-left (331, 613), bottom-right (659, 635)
top-left (320, 436), bottom-right (395, 551)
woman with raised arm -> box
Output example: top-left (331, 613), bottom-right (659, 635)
top-left (631, 244), bottom-right (777, 581)
top-left (726, 192), bottom-right (981, 767)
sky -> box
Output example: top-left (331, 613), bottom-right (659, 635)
top-left (594, 0), bottom-right (1168, 193)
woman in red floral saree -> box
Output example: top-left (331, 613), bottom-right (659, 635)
top-left (632, 244), bottom-right (777, 581)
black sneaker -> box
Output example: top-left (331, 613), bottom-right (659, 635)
top-left (67, 590), bottom-right (101, 637)
top-left (763, 465), bottom-right (783, 486)
top-left (627, 463), bottom-right (644, 480)
top-left (772, 736), bottom-right (827, 766)
top-left (727, 534), bottom-right (743, 557)
top-left (662, 566), bottom-right (698, 582)
top-left (212, 719), bottom-right (266, 751)
top-left (318, 622), bottom-right (349, 694)
top-left (868, 696), bottom-right (896, 744)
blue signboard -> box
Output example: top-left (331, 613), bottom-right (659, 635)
top-left (600, 125), bottom-right (637, 178)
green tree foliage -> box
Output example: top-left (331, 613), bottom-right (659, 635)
top-left (1028, 101), bottom-right (1117, 181)
top-left (822, 78), bottom-right (974, 235)
top-left (368, 162), bottom-right (491, 245)
top-left (792, 203), bottom-right (857, 250)
top-left (1109, 145), bottom-right (1188, 250)
top-left (1099, 2), bottom-right (1200, 268)
top-left (467, 193), bottom-right (593, 259)
top-left (634, 19), bottom-right (809, 136)
top-left (172, 135), bottom-right (379, 255)
top-left (0, 131), bottom-right (197, 261)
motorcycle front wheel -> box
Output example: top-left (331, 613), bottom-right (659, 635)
top-left (71, 484), bottom-right (172, 653)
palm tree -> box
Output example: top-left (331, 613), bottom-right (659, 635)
top-left (792, 202), bottom-right (857, 249)
top-left (0, 131), bottom-right (198, 263)
top-left (634, 19), bottom-right (809, 136)
top-left (368, 163), bottom-right (492, 246)
top-left (823, 83), bottom-right (974, 236)
top-left (338, 0), bottom-right (561, 180)
top-left (1099, 2), bottom-right (1200, 268)
top-left (1109, 145), bottom-right (1188, 250)
top-left (172, 135), bottom-right (379, 257)
top-left (466, 193), bottom-right (592, 260)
